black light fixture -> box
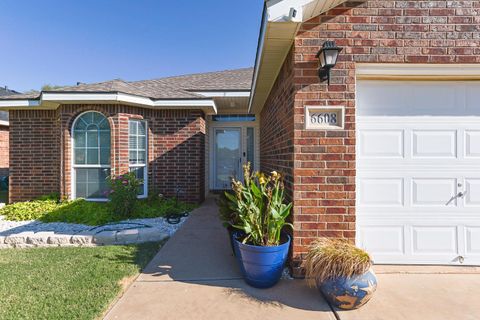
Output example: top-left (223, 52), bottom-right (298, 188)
top-left (316, 41), bottom-right (343, 85)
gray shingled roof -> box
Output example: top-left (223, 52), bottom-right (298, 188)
top-left (133, 68), bottom-right (254, 92)
top-left (0, 68), bottom-right (253, 101)
top-left (0, 87), bottom-right (19, 97)
top-left (0, 87), bottom-right (17, 121)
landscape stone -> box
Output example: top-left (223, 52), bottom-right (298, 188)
top-left (27, 232), bottom-right (55, 245)
top-left (94, 231), bottom-right (117, 245)
top-left (116, 229), bottom-right (140, 244)
top-left (47, 234), bottom-right (72, 245)
top-left (71, 231), bottom-right (94, 245)
top-left (5, 232), bottom-right (34, 245)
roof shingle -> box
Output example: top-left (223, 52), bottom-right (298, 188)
top-left (0, 68), bottom-right (253, 101)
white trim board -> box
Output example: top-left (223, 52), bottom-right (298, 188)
top-left (0, 92), bottom-right (218, 114)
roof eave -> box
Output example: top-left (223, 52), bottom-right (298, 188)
top-left (248, 0), bottom-right (355, 113)
top-left (0, 92), bottom-right (218, 114)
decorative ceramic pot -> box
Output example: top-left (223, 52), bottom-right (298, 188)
top-left (232, 232), bottom-right (290, 288)
top-left (318, 268), bottom-right (377, 310)
top-left (227, 226), bottom-right (243, 256)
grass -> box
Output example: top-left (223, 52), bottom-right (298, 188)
top-left (0, 242), bottom-right (161, 320)
top-left (305, 238), bottom-right (372, 285)
top-left (0, 197), bottom-right (196, 226)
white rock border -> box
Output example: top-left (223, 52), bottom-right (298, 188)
top-left (0, 227), bottom-right (170, 249)
top-left (0, 216), bottom-right (187, 249)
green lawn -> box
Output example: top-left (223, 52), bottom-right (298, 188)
top-left (0, 243), bottom-right (161, 320)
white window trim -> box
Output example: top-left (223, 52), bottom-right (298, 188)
top-left (70, 111), bottom-right (111, 201)
top-left (128, 119), bottom-right (148, 198)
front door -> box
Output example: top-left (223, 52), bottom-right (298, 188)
top-left (213, 128), bottom-right (242, 189)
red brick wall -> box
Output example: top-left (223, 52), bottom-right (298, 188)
top-left (260, 0), bottom-right (480, 274)
top-left (10, 105), bottom-right (205, 204)
top-left (9, 110), bottom-right (60, 202)
top-left (0, 126), bottom-right (8, 177)
top-left (260, 49), bottom-right (296, 197)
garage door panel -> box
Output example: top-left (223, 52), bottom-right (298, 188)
top-left (465, 130), bottom-right (480, 158)
top-left (358, 81), bottom-right (480, 117)
top-left (359, 130), bottom-right (404, 158)
top-left (412, 226), bottom-right (458, 255)
top-left (465, 179), bottom-right (480, 207)
top-left (412, 130), bottom-right (457, 158)
top-left (358, 226), bottom-right (405, 255)
top-left (466, 227), bottom-right (480, 255)
top-left (359, 178), bottom-right (404, 207)
top-left (465, 84), bottom-right (480, 114)
top-left (412, 178), bottom-right (458, 207)
top-left (357, 80), bottom-right (480, 266)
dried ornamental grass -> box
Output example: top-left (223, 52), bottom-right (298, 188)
top-left (305, 238), bottom-right (372, 286)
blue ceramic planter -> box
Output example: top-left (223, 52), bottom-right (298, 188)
top-left (232, 233), bottom-right (290, 288)
top-left (319, 268), bottom-right (377, 310)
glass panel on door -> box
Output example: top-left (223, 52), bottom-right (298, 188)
top-left (214, 128), bottom-right (241, 189)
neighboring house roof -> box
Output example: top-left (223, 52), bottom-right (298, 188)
top-left (0, 87), bottom-right (18, 124)
top-left (0, 87), bottom-right (19, 97)
top-left (0, 68), bottom-right (253, 101)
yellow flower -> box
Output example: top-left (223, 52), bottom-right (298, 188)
top-left (258, 173), bottom-right (267, 185)
top-left (271, 171), bottom-right (281, 181)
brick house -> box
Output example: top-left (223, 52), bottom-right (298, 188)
top-left (0, 86), bottom-right (18, 178)
top-left (1, 0), bottom-right (480, 269)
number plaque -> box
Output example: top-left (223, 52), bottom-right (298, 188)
top-left (305, 106), bottom-right (344, 130)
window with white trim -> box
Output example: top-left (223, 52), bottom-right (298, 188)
top-left (72, 111), bottom-right (111, 200)
top-left (129, 120), bottom-right (148, 197)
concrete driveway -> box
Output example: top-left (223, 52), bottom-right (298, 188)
top-left (338, 266), bottom-right (480, 320)
top-left (104, 197), bottom-right (480, 320)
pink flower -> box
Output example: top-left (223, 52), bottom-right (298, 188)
top-left (122, 180), bottom-right (128, 185)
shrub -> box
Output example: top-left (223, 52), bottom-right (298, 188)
top-left (225, 163), bottom-right (293, 246)
top-left (0, 197), bottom-right (196, 226)
top-left (107, 172), bottom-right (141, 218)
top-left (305, 238), bottom-right (372, 286)
top-left (0, 199), bottom-right (61, 221)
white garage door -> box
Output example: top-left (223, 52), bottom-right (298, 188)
top-left (356, 80), bottom-right (480, 265)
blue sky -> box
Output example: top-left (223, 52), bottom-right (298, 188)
top-left (0, 1), bottom-right (263, 92)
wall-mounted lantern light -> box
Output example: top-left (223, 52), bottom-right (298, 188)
top-left (316, 41), bottom-right (343, 85)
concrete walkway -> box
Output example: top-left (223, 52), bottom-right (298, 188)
top-left (104, 197), bottom-right (335, 320)
top-left (105, 197), bottom-right (480, 320)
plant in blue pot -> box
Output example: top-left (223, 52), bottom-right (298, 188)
top-left (225, 163), bottom-right (293, 289)
top-left (216, 191), bottom-right (242, 256)
top-left (305, 238), bottom-right (377, 310)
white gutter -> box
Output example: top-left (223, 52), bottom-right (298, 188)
top-left (192, 91), bottom-right (251, 97)
top-left (0, 100), bottom-right (40, 107)
top-left (0, 92), bottom-right (218, 114)
top-left (248, 4), bottom-right (268, 113)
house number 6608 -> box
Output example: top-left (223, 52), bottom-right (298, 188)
top-left (310, 113), bottom-right (337, 124)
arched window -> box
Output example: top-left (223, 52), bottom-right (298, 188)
top-left (72, 111), bottom-right (111, 200)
